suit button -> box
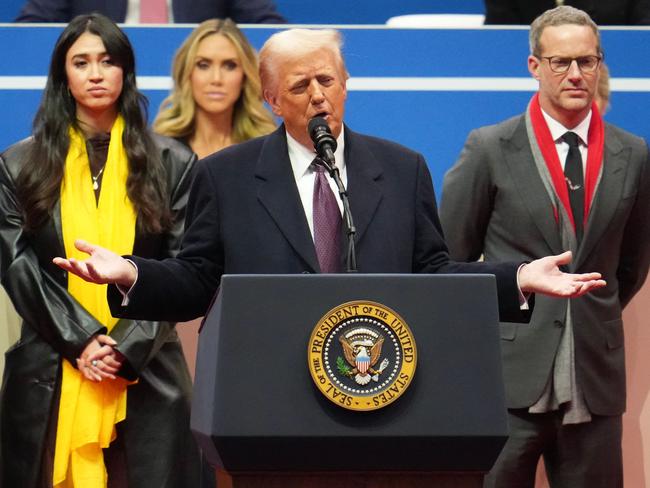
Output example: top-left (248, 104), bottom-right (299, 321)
top-left (554, 320), bottom-right (564, 328)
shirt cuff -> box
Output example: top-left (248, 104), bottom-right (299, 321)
top-left (516, 263), bottom-right (531, 310)
top-left (116, 259), bottom-right (138, 306)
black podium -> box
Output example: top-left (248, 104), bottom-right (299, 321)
top-left (191, 274), bottom-right (508, 488)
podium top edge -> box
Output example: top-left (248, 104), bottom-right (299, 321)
top-left (220, 274), bottom-right (498, 281)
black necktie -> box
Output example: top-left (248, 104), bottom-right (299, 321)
top-left (562, 131), bottom-right (584, 243)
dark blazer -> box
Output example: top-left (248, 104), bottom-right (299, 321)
top-left (16, 0), bottom-right (286, 23)
top-left (484, 0), bottom-right (650, 25)
top-left (109, 125), bottom-right (529, 325)
top-left (0, 135), bottom-right (201, 487)
top-left (440, 114), bottom-right (650, 415)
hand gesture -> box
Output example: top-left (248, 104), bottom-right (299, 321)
top-left (518, 251), bottom-right (606, 298)
top-left (53, 239), bottom-right (137, 287)
top-left (77, 334), bottom-right (125, 382)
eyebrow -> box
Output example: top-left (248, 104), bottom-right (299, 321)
top-left (194, 55), bottom-right (238, 62)
top-left (70, 51), bottom-right (109, 59)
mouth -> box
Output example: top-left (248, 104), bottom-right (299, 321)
top-left (87, 88), bottom-right (108, 96)
top-left (563, 87), bottom-right (586, 94)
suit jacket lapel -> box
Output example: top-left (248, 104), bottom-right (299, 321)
top-left (502, 117), bottom-right (564, 255)
top-left (343, 128), bottom-right (383, 246)
top-left (575, 127), bottom-right (627, 268)
top-left (255, 126), bottom-right (320, 272)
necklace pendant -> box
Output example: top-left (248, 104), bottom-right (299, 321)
top-left (93, 180), bottom-right (99, 191)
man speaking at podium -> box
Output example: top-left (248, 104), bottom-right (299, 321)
top-left (54, 28), bottom-right (605, 373)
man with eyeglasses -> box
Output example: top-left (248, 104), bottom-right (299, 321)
top-left (441, 6), bottom-right (650, 488)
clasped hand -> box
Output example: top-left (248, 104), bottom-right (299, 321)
top-left (77, 334), bottom-right (125, 382)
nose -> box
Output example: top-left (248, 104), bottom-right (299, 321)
top-left (566, 59), bottom-right (584, 81)
top-left (211, 67), bottom-right (223, 84)
top-left (89, 62), bottom-right (103, 81)
top-left (309, 80), bottom-right (325, 104)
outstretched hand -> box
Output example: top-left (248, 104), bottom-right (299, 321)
top-left (518, 251), bottom-right (606, 298)
top-left (53, 239), bottom-right (137, 287)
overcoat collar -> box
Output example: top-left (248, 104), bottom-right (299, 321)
top-left (254, 124), bottom-right (383, 272)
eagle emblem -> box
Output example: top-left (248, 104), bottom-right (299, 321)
top-left (339, 327), bottom-right (390, 385)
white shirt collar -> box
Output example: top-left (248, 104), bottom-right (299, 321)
top-left (285, 126), bottom-right (346, 180)
top-left (541, 109), bottom-right (592, 146)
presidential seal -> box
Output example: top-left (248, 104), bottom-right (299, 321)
top-left (307, 301), bottom-right (417, 411)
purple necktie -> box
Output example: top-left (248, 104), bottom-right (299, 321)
top-left (312, 162), bottom-right (341, 273)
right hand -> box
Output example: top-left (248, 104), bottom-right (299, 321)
top-left (77, 334), bottom-right (124, 382)
top-left (52, 239), bottom-right (137, 287)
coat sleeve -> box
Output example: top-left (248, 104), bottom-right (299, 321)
top-left (617, 140), bottom-right (650, 308)
top-left (440, 128), bottom-right (495, 262)
top-left (15, 0), bottom-right (71, 22)
top-left (0, 150), bottom-right (105, 364)
top-left (107, 144), bottom-right (198, 380)
top-left (107, 155), bottom-right (224, 323)
top-left (412, 147), bottom-right (531, 323)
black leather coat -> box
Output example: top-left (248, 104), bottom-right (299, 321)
top-left (0, 135), bottom-right (201, 487)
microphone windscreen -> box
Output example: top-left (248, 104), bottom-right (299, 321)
top-left (308, 116), bottom-right (330, 139)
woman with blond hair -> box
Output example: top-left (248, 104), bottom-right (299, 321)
top-left (154, 21), bottom-right (275, 393)
top-left (154, 18), bottom-right (275, 159)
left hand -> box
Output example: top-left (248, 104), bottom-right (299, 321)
top-left (518, 250), bottom-right (606, 298)
top-left (77, 334), bottom-right (124, 382)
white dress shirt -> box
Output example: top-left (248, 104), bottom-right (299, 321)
top-left (285, 128), bottom-right (347, 238)
top-left (542, 108), bottom-right (591, 171)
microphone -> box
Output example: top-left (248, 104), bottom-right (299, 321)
top-left (307, 116), bottom-right (357, 273)
top-left (308, 116), bottom-right (337, 164)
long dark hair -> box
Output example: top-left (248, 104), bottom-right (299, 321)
top-left (16, 13), bottom-right (171, 233)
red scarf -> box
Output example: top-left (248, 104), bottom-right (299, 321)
top-left (528, 93), bottom-right (604, 230)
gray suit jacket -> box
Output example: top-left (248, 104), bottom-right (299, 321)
top-left (440, 114), bottom-right (650, 415)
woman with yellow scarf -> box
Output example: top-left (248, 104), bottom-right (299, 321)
top-left (0, 14), bottom-right (201, 487)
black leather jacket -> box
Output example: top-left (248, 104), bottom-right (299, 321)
top-left (0, 134), bottom-right (202, 487)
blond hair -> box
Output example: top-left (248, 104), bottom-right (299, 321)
top-left (259, 28), bottom-right (348, 95)
top-left (153, 18), bottom-right (275, 143)
top-left (596, 62), bottom-right (611, 114)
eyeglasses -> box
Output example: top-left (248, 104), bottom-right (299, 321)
top-left (540, 55), bottom-right (602, 73)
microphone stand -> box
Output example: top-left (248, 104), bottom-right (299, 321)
top-left (314, 156), bottom-right (357, 273)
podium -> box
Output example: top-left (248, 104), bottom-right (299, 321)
top-left (191, 274), bottom-right (508, 487)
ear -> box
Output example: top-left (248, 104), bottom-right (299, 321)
top-left (263, 89), bottom-right (282, 117)
top-left (528, 55), bottom-right (541, 81)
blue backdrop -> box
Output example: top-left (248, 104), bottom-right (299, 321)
top-left (0, 25), bottom-right (648, 194)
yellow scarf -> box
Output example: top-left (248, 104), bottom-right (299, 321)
top-left (54, 115), bottom-right (137, 487)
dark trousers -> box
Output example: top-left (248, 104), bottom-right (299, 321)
top-left (484, 408), bottom-right (623, 488)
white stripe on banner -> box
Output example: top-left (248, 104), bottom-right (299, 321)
top-left (1, 76), bottom-right (650, 92)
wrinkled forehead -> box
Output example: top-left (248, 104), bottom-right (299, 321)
top-left (538, 24), bottom-right (600, 55)
top-left (279, 48), bottom-right (346, 80)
